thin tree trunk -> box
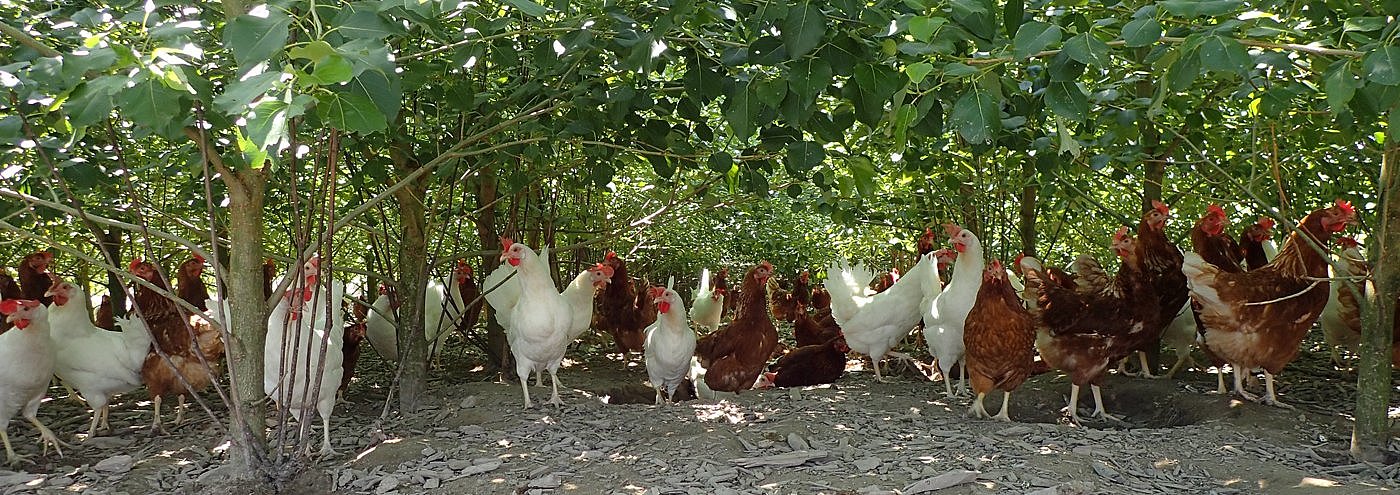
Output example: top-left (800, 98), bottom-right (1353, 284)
top-left (1351, 125), bottom-right (1398, 462)
top-left (391, 145), bottom-right (431, 414)
top-left (224, 168), bottom-right (270, 478)
top-left (474, 164), bottom-right (511, 374)
top-left (99, 229), bottom-right (126, 317)
top-left (1019, 157), bottom-right (1038, 257)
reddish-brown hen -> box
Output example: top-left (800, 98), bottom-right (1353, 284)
top-left (1238, 216), bottom-right (1276, 271)
top-left (696, 261), bottom-right (777, 392)
top-left (592, 251), bottom-right (655, 353)
top-left (793, 301), bottom-right (840, 348)
top-left (1129, 201), bottom-right (1188, 377)
top-left (132, 258), bottom-right (224, 434)
top-left (18, 251), bottom-right (54, 304)
top-left (0, 270), bottom-right (20, 334)
top-left (1190, 204), bottom-right (1243, 273)
top-left (964, 260), bottom-right (1036, 421)
top-left (95, 294), bottom-right (116, 331)
top-left (1185, 200), bottom-right (1355, 407)
top-left (176, 255), bottom-right (210, 312)
top-left (758, 334), bottom-right (848, 388)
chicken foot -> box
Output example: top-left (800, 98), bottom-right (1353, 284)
top-left (991, 391), bottom-right (1012, 422)
top-left (1230, 365), bottom-right (1260, 401)
top-left (173, 395), bottom-right (187, 426)
top-left (27, 416), bottom-right (68, 458)
top-left (545, 367), bottom-right (564, 407)
top-left (317, 414), bottom-right (338, 456)
top-left (1162, 352), bottom-right (1198, 380)
top-left (86, 405), bottom-right (108, 438)
top-left (150, 395), bottom-right (167, 436)
top-left (1260, 371), bottom-right (1294, 409)
top-left (968, 392), bottom-right (989, 419)
top-left (1116, 352), bottom-right (1157, 378)
top-left (1089, 385), bottom-right (1122, 422)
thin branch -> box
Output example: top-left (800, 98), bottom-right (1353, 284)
top-left (0, 20), bottom-right (61, 57)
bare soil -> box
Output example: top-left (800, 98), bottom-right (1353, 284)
top-left (2, 333), bottom-right (1398, 494)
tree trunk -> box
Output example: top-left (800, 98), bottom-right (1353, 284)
top-left (1137, 79), bottom-right (1165, 372)
top-left (1351, 125), bottom-right (1398, 463)
top-left (474, 164), bottom-right (512, 374)
top-left (1019, 156), bottom-right (1038, 257)
top-left (224, 168), bottom-right (270, 479)
top-left (391, 146), bottom-right (431, 414)
top-left (99, 229), bottom-right (126, 317)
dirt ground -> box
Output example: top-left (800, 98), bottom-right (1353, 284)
top-left (2, 331), bottom-right (1398, 495)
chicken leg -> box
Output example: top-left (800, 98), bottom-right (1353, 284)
top-left (546, 366), bottom-right (564, 407)
top-left (173, 395), bottom-right (187, 426)
top-left (319, 414), bottom-right (338, 456)
top-left (969, 392), bottom-right (989, 418)
top-left (1089, 385), bottom-right (1122, 422)
top-left (150, 395), bottom-right (167, 436)
top-left (1, 430), bottom-right (24, 467)
top-left (991, 391), bottom-right (1012, 422)
top-left (1067, 384), bottom-right (1083, 424)
top-left (26, 416), bottom-right (67, 458)
top-left (1231, 364), bottom-right (1259, 402)
top-left (1260, 371), bottom-right (1293, 409)
top-left (1136, 352), bottom-right (1158, 379)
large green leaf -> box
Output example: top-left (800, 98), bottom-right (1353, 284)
top-left (782, 3), bottom-right (827, 60)
top-left (908, 16), bottom-right (946, 42)
top-left (62, 78), bottom-right (120, 128)
top-left (224, 10), bottom-right (292, 70)
top-left (1197, 36), bottom-right (1249, 75)
top-left (302, 54), bottom-right (355, 85)
top-left (1120, 18), bottom-right (1162, 47)
top-left (245, 99), bottom-right (290, 152)
top-left (950, 86), bottom-right (999, 144)
top-left (213, 71), bottom-right (281, 114)
top-left (905, 62), bottom-right (933, 84)
top-left (332, 4), bottom-right (395, 40)
top-left (724, 79), bottom-right (760, 141)
top-left (1159, 0), bottom-right (1242, 17)
top-left (1167, 47), bottom-right (1201, 91)
top-left (1003, 0), bottom-right (1024, 38)
top-left (1062, 33), bottom-right (1110, 67)
top-left (789, 58), bottom-right (833, 107)
top-left (1364, 46), bottom-right (1400, 86)
top-left (786, 141), bottom-right (825, 173)
top-left (503, 0), bottom-right (548, 17)
top-left (315, 91), bottom-right (388, 134)
top-left (1045, 81), bottom-right (1088, 121)
top-left (1012, 21), bottom-right (1060, 59)
top-left (1325, 60), bottom-right (1360, 114)
top-left (120, 78), bottom-right (183, 134)
top-left (847, 155), bottom-right (877, 197)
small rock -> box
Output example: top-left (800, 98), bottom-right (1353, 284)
top-left (1091, 461), bottom-right (1119, 479)
top-left (902, 470), bottom-right (979, 494)
top-left (788, 388), bottom-right (802, 400)
top-left (423, 478), bottom-right (440, 489)
top-left (93, 455), bottom-right (134, 474)
top-left (0, 473), bottom-right (42, 486)
top-left (375, 476), bottom-right (400, 494)
top-left (1026, 481), bottom-right (1095, 495)
top-left (47, 476), bottom-right (72, 487)
top-left (421, 447), bottom-right (436, 457)
top-left (528, 473), bottom-right (561, 488)
top-left (787, 433), bottom-right (809, 451)
top-left (995, 425), bottom-right (1033, 437)
top-left (854, 458), bottom-right (882, 472)
top-left (446, 459), bottom-right (471, 470)
top-left (460, 396), bottom-right (478, 408)
top-left (460, 460), bottom-right (502, 476)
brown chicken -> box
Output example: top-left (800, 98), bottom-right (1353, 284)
top-left (1190, 204), bottom-right (1243, 273)
top-left (758, 334), bottom-right (848, 388)
top-left (340, 301), bottom-right (368, 398)
top-left (917, 227), bottom-right (938, 255)
top-left (131, 258), bottom-right (224, 434)
top-left (455, 260), bottom-right (482, 334)
top-left (1127, 200), bottom-right (1188, 377)
top-left (1028, 228), bottom-right (1158, 423)
top-left (95, 294), bottom-right (116, 330)
top-left (593, 251), bottom-right (654, 353)
top-left (18, 251), bottom-right (54, 304)
top-left (963, 260), bottom-right (1036, 421)
top-left (793, 301), bottom-right (841, 348)
top-left (0, 270), bottom-right (20, 334)
top-left (793, 271), bottom-right (812, 307)
top-left (175, 255), bottom-right (209, 312)
top-left (809, 285), bottom-right (831, 311)
top-left (262, 258), bottom-right (277, 301)
top-left (695, 261), bottom-right (777, 392)
top-left (1184, 200), bottom-right (1355, 407)
top-left (769, 275), bottom-right (799, 323)
top-left (1238, 216), bottom-right (1276, 271)
top-left (715, 268), bottom-right (733, 319)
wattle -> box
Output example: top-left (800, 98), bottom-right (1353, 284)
top-left (508, 258), bottom-right (521, 267)
top-left (658, 302), bottom-right (671, 314)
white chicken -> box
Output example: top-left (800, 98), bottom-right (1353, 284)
top-left (0, 299), bottom-right (65, 466)
top-left (486, 238), bottom-right (572, 408)
top-left (825, 250), bottom-right (936, 382)
top-left (690, 268), bottom-right (725, 332)
top-left (45, 280), bottom-right (151, 437)
top-left (265, 256), bottom-right (344, 456)
top-left (485, 258), bottom-right (612, 386)
top-left (644, 278), bottom-right (696, 404)
top-left (1321, 237), bottom-right (1367, 365)
top-left (922, 223), bottom-right (984, 397)
top-left (364, 273), bottom-right (463, 365)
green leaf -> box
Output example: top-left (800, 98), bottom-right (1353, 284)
top-left (908, 16), bottom-right (946, 42)
top-left (847, 155), bottom-right (877, 197)
top-left (1055, 117), bottom-right (1081, 157)
top-left (950, 85), bottom-right (999, 144)
top-left (1364, 46), bottom-right (1400, 86)
top-left (1062, 33), bottom-right (1110, 66)
top-left (786, 183), bottom-right (803, 198)
top-left (1120, 18), bottom-right (1162, 47)
top-left (1159, 0), bottom-right (1242, 17)
top-left (905, 62), bottom-right (933, 84)
top-left (304, 54), bottom-right (355, 85)
top-left (782, 2), bottom-right (827, 59)
top-left (943, 62), bottom-right (979, 78)
top-left (289, 40), bottom-right (337, 62)
top-left (724, 79), bottom-right (760, 141)
top-left (1012, 21), bottom-right (1061, 59)
top-left (245, 99), bottom-right (290, 152)
top-left (1045, 81), bottom-right (1088, 121)
top-left (1325, 60), bottom-right (1360, 114)
top-left (755, 77), bottom-right (787, 107)
top-left (708, 151), bottom-right (735, 173)
top-left (789, 58), bottom-right (833, 107)
top-left (120, 78), bottom-right (182, 133)
top-left (316, 91), bottom-right (388, 134)
top-left (213, 71), bottom-right (281, 114)
top-left (1197, 36), bottom-right (1249, 74)
top-left (786, 141), bottom-right (825, 172)
top-left (1345, 17), bottom-right (1388, 32)
top-left (63, 81), bottom-right (116, 128)
top-left (1167, 47), bottom-right (1201, 90)
top-left (502, 0), bottom-right (547, 17)
top-left (224, 10), bottom-right (292, 70)
top-left (333, 4), bottom-right (396, 39)
top-left (1003, 0), bottom-right (1024, 38)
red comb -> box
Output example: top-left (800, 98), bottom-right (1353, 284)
top-left (1335, 199), bottom-right (1355, 216)
top-left (1206, 204), bottom-right (1225, 217)
top-left (990, 259), bottom-right (1003, 272)
top-left (1014, 253), bottom-right (1025, 264)
top-left (605, 251), bottom-right (617, 260)
top-left (1258, 217), bottom-right (1275, 229)
top-left (193, 254), bottom-right (206, 263)
top-left (595, 263), bottom-right (615, 277)
top-left (647, 286), bottom-right (666, 299)
top-left (1152, 200), bottom-right (1169, 214)
top-left (942, 223), bottom-right (962, 237)
top-left (1337, 237), bottom-right (1360, 248)
top-left (0, 299), bottom-right (18, 314)
top-left (1114, 225), bottom-right (1130, 240)
top-left (128, 259), bottom-right (142, 271)
top-left (500, 237), bottom-right (514, 251)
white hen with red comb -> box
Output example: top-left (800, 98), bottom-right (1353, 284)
top-left (0, 299), bottom-right (65, 466)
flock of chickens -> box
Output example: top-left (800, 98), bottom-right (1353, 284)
top-left (0, 196), bottom-right (1370, 468)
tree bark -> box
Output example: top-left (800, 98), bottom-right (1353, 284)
top-left (391, 145), bottom-right (431, 414)
top-left (1351, 124), bottom-right (1398, 462)
top-left (99, 229), bottom-right (126, 317)
top-left (224, 168), bottom-right (270, 479)
top-left (474, 164), bottom-right (512, 374)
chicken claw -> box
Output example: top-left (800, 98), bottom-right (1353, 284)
top-left (1231, 366), bottom-right (1260, 402)
top-left (29, 418), bottom-right (69, 458)
top-left (1260, 372), bottom-right (1294, 409)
